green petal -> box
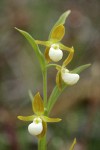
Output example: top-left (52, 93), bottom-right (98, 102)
top-left (35, 40), bottom-right (52, 47)
top-left (44, 47), bottom-right (51, 63)
top-left (69, 138), bottom-right (76, 150)
top-left (17, 115), bottom-right (35, 121)
top-left (42, 116), bottom-right (62, 122)
top-left (56, 71), bottom-right (62, 90)
top-left (62, 47), bottom-right (74, 67)
top-left (59, 43), bottom-right (72, 52)
top-left (37, 121), bottom-right (47, 139)
top-left (32, 92), bottom-right (44, 115)
top-left (50, 25), bottom-right (65, 42)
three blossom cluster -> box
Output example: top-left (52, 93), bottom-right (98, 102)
top-left (17, 11), bottom-right (80, 138)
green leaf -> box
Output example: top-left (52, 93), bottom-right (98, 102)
top-left (71, 64), bottom-right (91, 74)
top-left (69, 138), bottom-right (76, 150)
top-left (15, 27), bottom-right (45, 71)
top-left (49, 10), bottom-right (71, 39)
top-left (28, 90), bottom-right (34, 101)
top-left (47, 85), bottom-right (66, 114)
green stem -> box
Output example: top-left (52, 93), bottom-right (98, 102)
top-left (43, 65), bottom-right (47, 108)
top-left (38, 135), bottom-right (46, 150)
top-left (38, 64), bottom-right (47, 150)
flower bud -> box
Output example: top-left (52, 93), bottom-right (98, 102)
top-left (28, 117), bottom-right (43, 136)
top-left (61, 69), bottom-right (79, 85)
top-left (49, 44), bottom-right (63, 62)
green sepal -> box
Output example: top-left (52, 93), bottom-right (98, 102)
top-left (15, 27), bottom-right (45, 71)
top-left (32, 92), bottom-right (44, 115)
top-left (50, 25), bottom-right (65, 42)
top-left (49, 10), bottom-right (71, 39)
top-left (17, 115), bottom-right (35, 121)
top-left (35, 40), bottom-right (52, 47)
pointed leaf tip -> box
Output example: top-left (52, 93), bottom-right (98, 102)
top-left (69, 138), bottom-right (77, 150)
top-left (56, 10), bottom-right (71, 26)
top-left (71, 64), bottom-right (91, 74)
top-left (49, 10), bottom-right (71, 39)
top-left (14, 27), bottom-right (45, 71)
top-left (14, 27), bottom-right (22, 32)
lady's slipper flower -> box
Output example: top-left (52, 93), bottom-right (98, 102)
top-left (28, 117), bottom-right (43, 136)
top-left (35, 11), bottom-right (73, 63)
top-left (55, 47), bottom-right (79, 89)
top-left (56, 67), bottom-right (80, 89)
top-left (49, 44), bottom-right (63, 62)
top-left (17, 92), bottom-right (61, 138)
top-left (61, 68), bottom-right (80, 85)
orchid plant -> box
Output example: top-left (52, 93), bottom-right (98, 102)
top-left (15, 10), bottom-right (90, 150)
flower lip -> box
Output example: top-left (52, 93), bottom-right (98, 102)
top-left (28, 117), bottom-right (43, 136)
top-left (61, 68), bottom-right (80, 85)
top-left (17, 92), bottom-right (62, 138)
top-left (49, 44), bottom-right (63, 62)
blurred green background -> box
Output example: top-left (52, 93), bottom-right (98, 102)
top-left (0, 0), bottom-right (100, 150)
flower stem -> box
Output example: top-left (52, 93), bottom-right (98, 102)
top-left (38, 135), bottom-right (46, 150)
top-left (38, 63), bottom-right (47, 150)
top-left (43, 64), bottom-right (47, 109)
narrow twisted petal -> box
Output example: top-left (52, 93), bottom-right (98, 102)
top-left (56, 71), bottom-right (62, 90)
top-left (45, 47), bottom-right (51, 63)
top-left (35, 40), bottom-right (51, 47)
top-left (62, 47), bottom-right (74, 67)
